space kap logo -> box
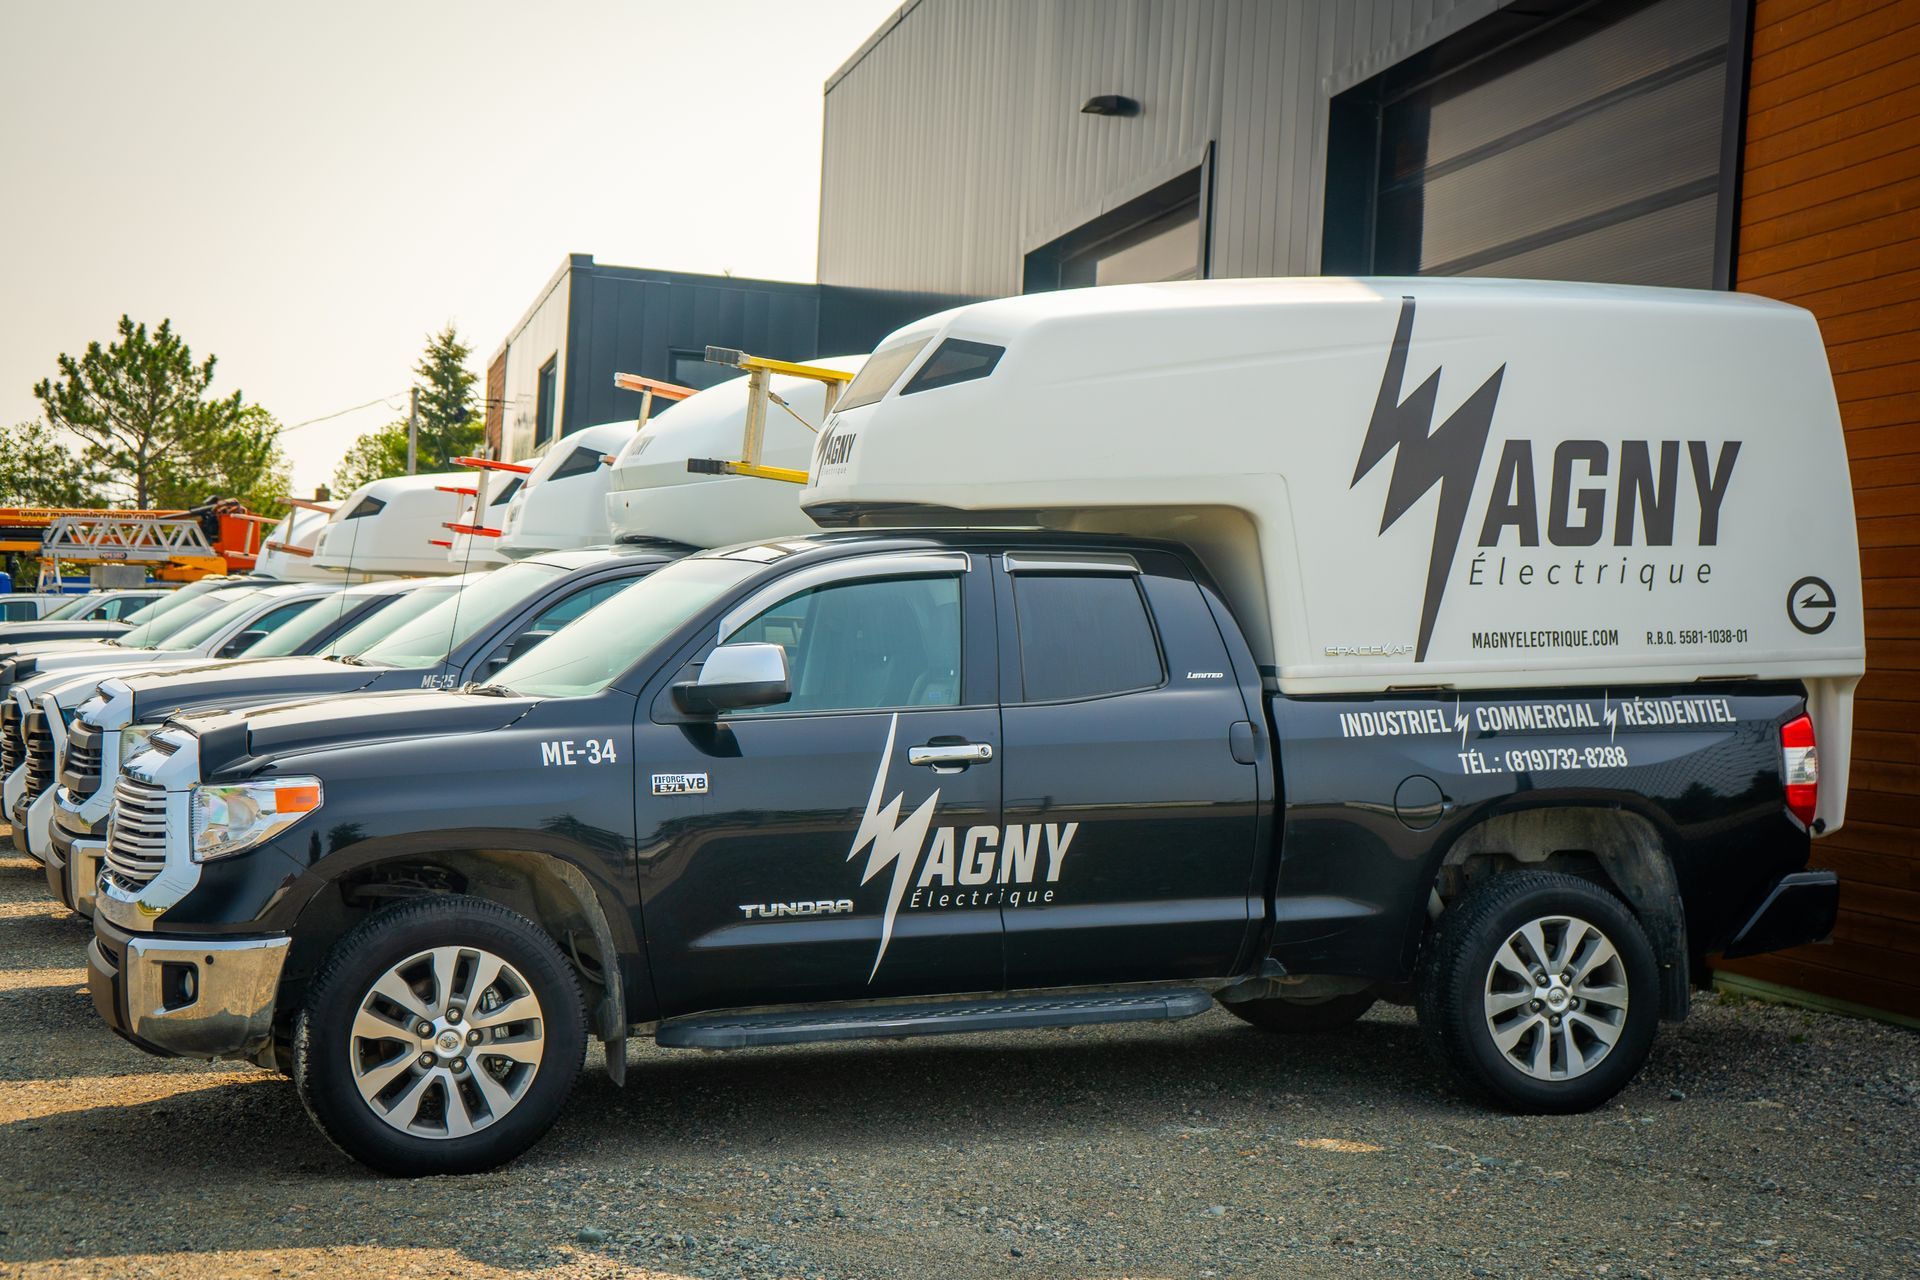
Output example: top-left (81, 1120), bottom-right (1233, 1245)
top-left (838, 714), bottom-right (1076, 980)
top-left (1351, 298), bottom-right (1743, 661)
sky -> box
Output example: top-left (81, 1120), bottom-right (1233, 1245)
top-left (0, 0), bottom-right (900, 495)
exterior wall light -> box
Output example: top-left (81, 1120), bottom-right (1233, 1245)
top-left (1080, 94), bottom-right (1140, 117)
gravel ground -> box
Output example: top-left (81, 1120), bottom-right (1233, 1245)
top-left (1, 851), bottom-right (1915, 1279)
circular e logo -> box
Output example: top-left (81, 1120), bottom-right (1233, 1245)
top-left (1787, 575), bottom-right (1836, 635)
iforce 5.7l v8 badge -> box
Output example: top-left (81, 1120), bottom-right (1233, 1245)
top-left (651, 772), bottom-right (710, 796)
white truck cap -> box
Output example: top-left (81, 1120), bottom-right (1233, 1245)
top-left (605, 355), bottom-right (867, 549)
top-left (802, 278), bottom-right (1864, 826)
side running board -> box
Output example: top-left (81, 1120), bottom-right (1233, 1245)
top-left (656, 987), bottom-right (1214, 1050)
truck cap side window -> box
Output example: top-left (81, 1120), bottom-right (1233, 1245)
top-left (899, 338), bottom-right (1004, 396)
top-left (1011, 572), bottom-right (1164, 702)
top-left (724, 575), bottom-right (961, 715)
top-left (834, 336), bottom-right (932, 412)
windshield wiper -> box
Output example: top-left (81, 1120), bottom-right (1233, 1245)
top-left (332, 653), bottom-right (367, 665)
top-left (463, 681), bottom-right (516, 697)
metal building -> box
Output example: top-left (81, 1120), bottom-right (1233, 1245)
top-left (485, 254), bottom-right (954, 461)
top-left (813, 0), bottom-right (1920, 1022)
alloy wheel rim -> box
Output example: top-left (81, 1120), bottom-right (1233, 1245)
top-left (1482, 913), bottom-right (1629, 1082)
top-left (349, 945), bottom-right (546, 1139)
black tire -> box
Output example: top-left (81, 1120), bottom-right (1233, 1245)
top-left (1416, 871), bottom-right (1659, 1114)
top-left (293, 895), bottom-right (587, 1176)
top-left (1223, 990), bottom-right (1377, 1033)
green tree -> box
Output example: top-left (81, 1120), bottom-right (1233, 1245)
top-left (0, 423), bottom-right (105, 508)
top-left (333, 324), bottom-right (485, 494)
top-left (148, 405), bottom-right (292, 515)
top-left (33, 316), bottom-right (252, 509)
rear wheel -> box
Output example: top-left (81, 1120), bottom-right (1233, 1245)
top-left (1223, 990), bottom-right (1376, 1033)
top-left (293, 895), bottom-right (587, 1176)
top-left (1417, 871), bottom-right (1658, 1113)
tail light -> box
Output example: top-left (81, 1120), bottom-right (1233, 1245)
top-left (1781, 714), bottom-right (1819, 829)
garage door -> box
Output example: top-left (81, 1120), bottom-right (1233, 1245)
top-left (1331, 0), bottom-right (1741, 288)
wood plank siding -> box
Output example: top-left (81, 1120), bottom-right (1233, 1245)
top-left (1727, 0), bottom-right (1920, 1018)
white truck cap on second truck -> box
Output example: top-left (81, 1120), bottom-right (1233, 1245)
top-left (803, 277), bottom-right (1864, 830)
top-left (606, 355), bottom-right (867, 549)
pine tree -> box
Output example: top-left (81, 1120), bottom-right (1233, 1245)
top-left (334, 324), bottom-right (485, 493)
top-left (32, 316), bottom-right (263, 509)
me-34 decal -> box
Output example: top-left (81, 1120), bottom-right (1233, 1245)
top-left (1334, 692), bottom-right (1742, 777)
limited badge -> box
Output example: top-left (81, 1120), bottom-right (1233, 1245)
top-left (651, 772), bottom-right (709, 796)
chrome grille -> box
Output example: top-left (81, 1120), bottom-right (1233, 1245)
top-left (22, 710), bottom-right (54, 799)
top-left (0, 702), bottom-right (19, 775)
top-left (61, 718), bottom-right (103, 796)
top-left (104, 775), bottom-right (171, 891)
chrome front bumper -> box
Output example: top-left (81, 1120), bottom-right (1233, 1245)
top-left (89, 920), bottom-right (290, 1062)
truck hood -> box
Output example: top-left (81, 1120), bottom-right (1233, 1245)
top-left (0, 621), bottom-right (128, 647)
top-left (124, 655), bottom-right (380, 722)
top-left (181, 688), bottom-right (537, 772)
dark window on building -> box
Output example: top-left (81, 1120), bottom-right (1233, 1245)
top-left (901, 339), bottom-right (1004, 396)
top-left (669, 349), bottom-right (744, 392)
top-left (1012, 574), bottom-right (1163, 702)
top-left (549, 445), bottom-right (606, 482)
top-left (343, 496), bottom-right (386, 520)
top-left (1324, 0), bottom-right (1742, 289)
top-left (535, 356), bottom-right (558, 449)
top-left (1026, 166), bottom-right (1208, 292)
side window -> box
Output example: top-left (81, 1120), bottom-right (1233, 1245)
top-left (726, 575), bottom-right (961, 715)
top-left (1011, 574), bottom-right (1163, 701)
top-left (1, 601), bottom-right (36, 621)
top-left (482, 578), bottom-right (636, 670)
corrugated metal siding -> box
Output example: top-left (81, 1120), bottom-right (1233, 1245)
top-left (818, 0), bottom-right (1508, 294)
top-left (1720, 0), bottom-right (1920, 1020)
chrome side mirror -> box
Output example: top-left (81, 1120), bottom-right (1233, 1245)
top-left (672, 642), bottom-right (791, 716)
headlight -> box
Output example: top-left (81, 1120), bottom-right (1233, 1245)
top-left (189, 777), bottom-right (323, 862)
top-left (119, 725), bottom-right (160, 766)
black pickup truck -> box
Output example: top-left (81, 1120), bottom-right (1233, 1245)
top-left (86, 531), bottom-right (1836, 1175)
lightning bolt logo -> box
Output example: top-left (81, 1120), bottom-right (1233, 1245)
top-left (1603, 692), bottom-right (1619, 743)
top-left (1351, 297), bottom-right (1506, 662)
top-left (847, 713), bottom-right (940, 981)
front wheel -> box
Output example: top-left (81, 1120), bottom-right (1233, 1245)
top-left (293, 895), bottom-right (587, 1176)
top-left (1417, 871), bottom-right (1659, 1113)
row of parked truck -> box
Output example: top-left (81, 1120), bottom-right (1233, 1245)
top-left (2, 278), bottom-right (1864, 1177)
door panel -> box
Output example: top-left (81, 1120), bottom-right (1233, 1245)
top-left (997, 559), bottom-right (1261, 987)
top-left (634, 560), bottom-right (1003, 1017)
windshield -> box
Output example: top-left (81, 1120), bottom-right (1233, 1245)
top-left (319, 582), bottom-right (462, 657)
top-left (244, 588), bottom-right (375, 658)
top-left (115, 588), bottom-right (250, 648)
top-left (491, 557), bottom-right (758, 698)
top-left (356, 561), bottom-right (565, 668)
top-left (39, 596), bottom-right (95, 621)
top-left (151, 589), bottom-right (267, 651)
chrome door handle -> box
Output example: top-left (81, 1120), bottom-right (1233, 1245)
top-left (908, 742), bottom-right (994, 768)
